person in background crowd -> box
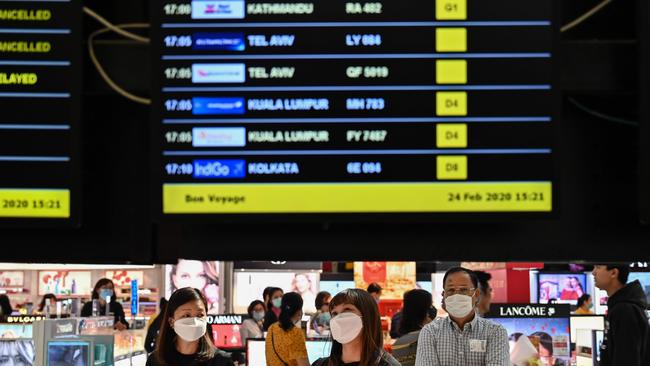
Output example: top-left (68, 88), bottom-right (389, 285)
top-left (474, 271), bottom-right (494, 316)
top-left (264, 287), bottom-right (284, 331)
top-left (241, 300), bottom-right (265, 346)
top-left (415, 267), bottom-right (509, 366)
top-left (170, 259), bottom-right (220, 314)
top-left (312, 288), bottom-right (400, 366)
top-left (310, 291), bottom-right (332, 335)
top-left (390, 310), bottom-right (403, 339)
top-left (263, 287), bottom-right (274, 305)
top-left (265, 292), bottom-right (310, 366)
top-left (532, 331), bottom-right (566, 366)
top-left (392, 289), bottom-right (434, 366)
top-left (367, 283), bottom-right (382, 304)
top-left (146, 287), bottom-right (234, 366)
top-left (574, 294), bottom-right (595, 315)
top-left (80, 278), bottom-right (129, 330)
top-left (0, 294), bottom-right (12, 322)
top-left (36, 293), bottom-right (58, 315)
top-left (593, 263), bottom-right (650, 366)
top-left (145, 298), bottom-right (168, 354)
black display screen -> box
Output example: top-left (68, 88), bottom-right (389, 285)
top-left (152, 0), bottom-right (558, 217)
top-left (0, 0), bottom-right (81, 225)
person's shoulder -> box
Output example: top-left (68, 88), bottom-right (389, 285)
top-left (145, 354), bottom-right (159, 366)
top-left (477, 317), bottom-right (507, 335)
top-left (380, 352), bottom-right (402, 366)
top-left (422, 317), bottom-right (446, 332)
top-left (210, 350), bottom-right (235, 366)
top-left (311, 357), bottom-right (329, 366)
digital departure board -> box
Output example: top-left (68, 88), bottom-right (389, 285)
top-left (0, 0), bottom-right (81, 224)
top-left (152, 0), bottom-right (558, 217)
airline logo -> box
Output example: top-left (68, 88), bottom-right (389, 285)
top-left (191, 0), bottom-right (245, 19)
top-left (193, 32), bottom-right (245, 51)
top-left (192, 63), bottom-right (245, 83)
top-left (192, 97), bottom-right (245, 115)
top-left (193, 159), bottom-right (246, 179)
top-left (192, 127), bottom-right (246, 147)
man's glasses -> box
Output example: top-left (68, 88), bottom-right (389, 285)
top-left (444, 288), bottom-right (476, 296)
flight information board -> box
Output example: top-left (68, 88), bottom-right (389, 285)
top-left (152, 0), bottom-right (557, 217)
top-left (0, 0), bottom-right (81, 224)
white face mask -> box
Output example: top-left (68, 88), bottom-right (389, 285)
top-left (173, 317), bottom-right (207, 342)
top-left (253, 311), bottom-right (265, 321)
top-left (330, 312), bottom-right (363, 344)
top-left (444, 294), bottom-right (475, 319)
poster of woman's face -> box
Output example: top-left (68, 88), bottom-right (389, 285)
top-left (167, 260), bottom-right (220, 314)
top-left (0, 340), bottom-right (35, 366)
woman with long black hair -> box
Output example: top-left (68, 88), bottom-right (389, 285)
top-left (80, 278), bottom-right (129, 330)
top-left (313, 289), bottom-right (400, 366)
top-left (146, 287), bottom-right (234, 366)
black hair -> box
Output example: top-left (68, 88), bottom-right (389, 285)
top-left (262, 287), bottom-right (274, 302)
top-left (605, 264), bottom-right (630, 284)
top-left (0, 294), bottom-right (12, 317)
top-left (474, 271), bottom-right (492, 293)
top-left (91, 278), bottom-right (116, 303)
top-left (399, 289), bottom-right (433, 336)
top-left (532, 332), bottom-right (554, 355)
top-left (278, 292), bottom-right (303, 331)
top-left (265, 287), bottom-right (283, 310)
top-left (315, 291), bottom-right (331, 309)
top-left (443, 267), bottom-right (479, 289)
top-left (38, 293), bottom-right (58, 312)
top-left (155, 287), bottom-right (214, 365)
top-left (247, 300), bottom-right (265, 317)
top-left (577, 294), bottom-right (591, 308)
top-left (367, 283), bottom-right (382, 294)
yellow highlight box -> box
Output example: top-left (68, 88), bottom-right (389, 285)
top-left (436, 91), bottom-right (467, 116)
top-left (436, 28), bottom-right (467, 52)
top-left (436, 0), bottom-right (467, 20)
top-left (436, 60), bottom-right (467, 84)
top-left (437, 156), bottom-right (468, 180)
top-left (0, 189), bottom-right (70, 218)
top-left (437, 124), bottom-right (468, 148)
top-left (162, 182), bottom-right (552, 213)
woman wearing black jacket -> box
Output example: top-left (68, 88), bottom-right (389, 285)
top-left (146, 287), bottom-right (234, 366)
top-left (263, 287), bottom-right (284, 331)
top-left (80, 278), bottom-right (129, 330)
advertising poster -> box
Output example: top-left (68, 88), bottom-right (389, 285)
top-left (105, 271), bottom-right (144, 287)
top-left (166, 260), bottom-right (220, 314)
top-left (38, 271), bottom-right (92, 296)
top-left (0, 272), bottom-right (24, 289)
top-left (354, 262), bottom-right (416, 300)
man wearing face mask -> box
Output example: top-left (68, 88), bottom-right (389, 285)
top-left (415, 267), bottom-right (509, 366)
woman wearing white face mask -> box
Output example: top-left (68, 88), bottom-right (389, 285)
top-left (240, 300), bottom-right (266, 346)
top-left (146, 287), bottom-right (234, 366)
top-left (313, 289), bottom-right (400, 366)
top-left (265, 292), bottom-right (310, 366)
